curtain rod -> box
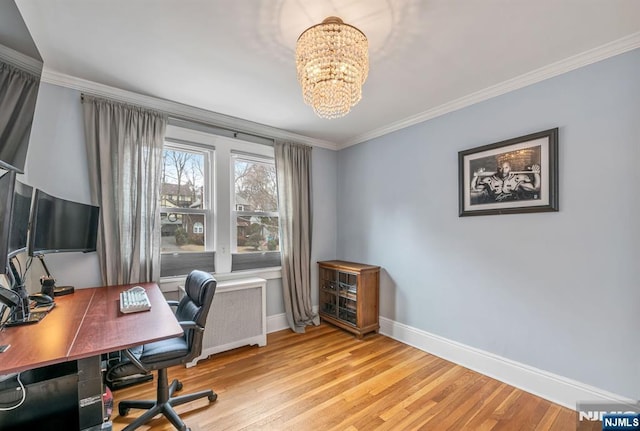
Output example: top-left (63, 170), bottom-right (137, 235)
top-left (168, 117), bottom-right (275, 147)
top-left (80, 93), bottom-right (276, 147)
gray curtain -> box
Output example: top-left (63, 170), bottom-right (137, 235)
top-left (0, 60), bottom-right (39, 171)
top-left (275, 141), bottom-right (319, 333)
top-left (81, 95), bottom-right (167, 285)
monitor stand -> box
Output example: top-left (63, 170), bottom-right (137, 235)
top-left (7, 259), bottom-right (30, 322)
top-left (5, 259), bottom-right (50, 326)
top-left (37, 256), bottom-right (75, 297)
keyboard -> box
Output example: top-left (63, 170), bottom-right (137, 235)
top-left (119, 286), bottom-right (151, 314)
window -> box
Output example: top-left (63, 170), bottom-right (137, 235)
top-left (159, 142), bottom-right (214, 277)
top-left (160, 123), bottom-right (281, 276)
top-left (231, 154), bottom-right (281, 271)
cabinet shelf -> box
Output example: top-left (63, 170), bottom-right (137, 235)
top-left (318, 260), bottom-right (380, 338)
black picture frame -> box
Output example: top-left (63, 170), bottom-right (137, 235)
top-left (458, 128), bottom-right (558, 217)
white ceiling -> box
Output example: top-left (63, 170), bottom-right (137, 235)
top-left (12, 0), bottom-right (640, 149)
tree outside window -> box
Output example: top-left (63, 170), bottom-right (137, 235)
top-left (233, 156), bottom-right (279, 253)
top-left (160, 146), bottom-right (208, 253)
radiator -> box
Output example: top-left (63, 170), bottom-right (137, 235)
top-left (186, 277), bottom-right (267, 367)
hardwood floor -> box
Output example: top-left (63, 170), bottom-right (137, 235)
top-left (110, 323), bottom-right (576, 430)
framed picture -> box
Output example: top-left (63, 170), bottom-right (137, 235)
top-left (458, 128), bottom-right (558, 217)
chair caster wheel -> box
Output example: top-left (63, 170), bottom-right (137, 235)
top-left (176, 381), bottom-right (183, 391)
top-left (209, 392), bottom-right (218, 402)
top-left (119, 405), bottom-right (130, 416)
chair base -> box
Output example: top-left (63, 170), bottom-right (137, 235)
top-left (118, 368), bottom-right (217, 431)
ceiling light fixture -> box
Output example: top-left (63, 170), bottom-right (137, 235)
top-left (295, 16), bottom-right (369, 119)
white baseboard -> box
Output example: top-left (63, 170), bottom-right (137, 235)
top-left (267, 306), bottom-right (320, 334)
top-left (267, 313), bottom-right (289, 333)
top-left (379, 317), bottom-right (631, 410)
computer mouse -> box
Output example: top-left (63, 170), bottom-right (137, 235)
top-left (29, 293), bottom-right (54, 306)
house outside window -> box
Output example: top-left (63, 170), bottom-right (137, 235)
top-left (160, 124), bottom-right (281, 276)
top-left (159, 142), bottom-right (214, 277)
top-left (232, 154), bottom-right (281, 271)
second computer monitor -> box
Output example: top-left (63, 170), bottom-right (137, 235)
top-left (28, 189), bottom-right (99, 256)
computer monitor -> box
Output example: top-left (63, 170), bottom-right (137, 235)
top-left (0, 170), bottom-right (31, 322)
top-left (28, 189), bottom-right (99, 256)
top-left (0, 170), bottom-right (16, 275)
top-left (5, 179), bottom-right (33, 320)
top-left (8, 179), bottom-right (33, 258)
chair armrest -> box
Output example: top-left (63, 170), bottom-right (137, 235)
top-left (179, 320), bottom-right (199, 331)
top-left (123, 348), bottom-right (149, 374)
top-left (166, 300), bottom-right (179, 308)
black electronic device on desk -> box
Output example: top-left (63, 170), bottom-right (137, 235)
top-left (2, 260), bottom-right (48, 327)
top-left (29, 293), bottom-right (53, 306)
top-left (40, 272), bottom-right (74, 297)
top-left (1, 260), bottom-right (54, 327)
top-left (29, 293), bottom-right (55, 313)
top-left (4, 311), bottom-right (47, 327)
top-left (0, 286), bottom-right (18, 310)
top-left (3, 287), bottom-right (49, 327)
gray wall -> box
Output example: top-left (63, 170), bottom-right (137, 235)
top-left (336, 48), bottom-right (640, 399)
top-left (310, 146), bottom-right (338, 303)
top-left (21, 82), bottom-right (338, 319)
top-left (22, 83), bottom-right (102, 290)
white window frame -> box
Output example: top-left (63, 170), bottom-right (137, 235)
top-left (163, 124), bottom-right (280, 276)
top-left (231, 153), bottom-right (281, 271)
top-left (231, 153), bottom-right (279, 251)
top-left (159, 139), bottom-right (215, 276)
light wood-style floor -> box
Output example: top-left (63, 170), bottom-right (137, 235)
top-left (111, 323), bottom-right (577, 430)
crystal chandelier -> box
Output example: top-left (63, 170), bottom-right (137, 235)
top-left (295, 16), bottom-right (369, 119)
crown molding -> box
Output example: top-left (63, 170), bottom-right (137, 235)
top-left (40, 68), bottom-right (339, 151)
top-left (40, 31), bottom-right (640, 152)
top-left (340, 32), bottom-right (640, 150)
top-left (0, 44), bottom-right (42, 75)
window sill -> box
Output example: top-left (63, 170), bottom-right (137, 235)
top-left (159, 266), bottom-right (282, 290)
top-left (217, 267), bottom-right (282, 282)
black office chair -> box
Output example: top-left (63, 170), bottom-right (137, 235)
top-left (105, 270), bottom-right (217, 431)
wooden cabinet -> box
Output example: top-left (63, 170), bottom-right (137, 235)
top-left (318, 260), bottom-right (380, 338)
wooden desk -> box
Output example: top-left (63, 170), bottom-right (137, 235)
top-left (0, 283), bottom-right (182, 430)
